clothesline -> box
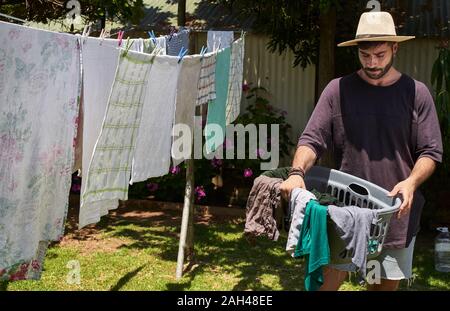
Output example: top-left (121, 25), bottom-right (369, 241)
top-left (0, 12), bottom-right (27, 24)
top-left (0, 19), bottom-right (245, 282)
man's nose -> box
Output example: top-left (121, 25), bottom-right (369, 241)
top-left (366, 56), bottom-right (378, 67)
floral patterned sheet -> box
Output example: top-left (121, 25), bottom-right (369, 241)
top-left (0, 21), bottom-right (80, 281)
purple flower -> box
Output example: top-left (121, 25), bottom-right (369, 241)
top-left (243, 168), bottom-right (253, 178)
top-left (170, 166), bottom-right (181, 174)
top-left (211, 157), bottom-right (223, 168)
top-left (281, 110), bottom-right (287, 117)
top-left (146, 182), bottom-right (159, 192)
top-left (195, 186), bottom-right (206, 201)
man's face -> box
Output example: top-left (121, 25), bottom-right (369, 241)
top-left (358, 42), bottom-right (398, 80)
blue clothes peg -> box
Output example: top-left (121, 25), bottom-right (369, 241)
top-left (177, 46), bottom-right (188, 63)
top-left (148, 30), bottom-right (157, 44)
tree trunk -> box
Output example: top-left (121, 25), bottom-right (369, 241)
top-left (317, 5), bottom-right (337, 168)
top-left (317, 5), bottom-right (336, 96)
top-left (178, 0), bottom-right (186, 26)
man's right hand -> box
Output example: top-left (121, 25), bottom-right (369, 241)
top-left (280, 175), bottom-right (306, 201)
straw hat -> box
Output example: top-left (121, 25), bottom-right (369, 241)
top-left (338, 11), bottom-right (415, 47)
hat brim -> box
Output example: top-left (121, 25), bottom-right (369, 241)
top-left (337, 36), bottom-right (415, 47)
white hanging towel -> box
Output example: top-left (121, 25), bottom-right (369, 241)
top-left (207, 31), bottom-right (234, 51)
top-left (0, 21), bottom-right (80, 280)
top-left (80, 36), bottom-right (121, 182)
top-left (171, 55), bottom-right (202, 166)
top-left (131, 55), bottom-right (181, 183)
top-left (80, 50), bottom-right (154, 228)
top-left (77, 36), bottom-right (149, 176)
top-left (226, 37), bottom-right (245, 124)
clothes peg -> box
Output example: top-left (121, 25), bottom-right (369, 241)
top-left (81, 26), bottom-right (88, 45)
top-left (117, 30), bottom-right (124, 47)
top-left (87, 24), bottom-right (91, 36)
top-left (200, 46), bottom-right (208, 60)
top-left (99, 28), bottom-right (105, 45)
top-left (177, 46), bottom-right (188, 63)
top-left (121, 37), bottom-right (135, 57)
top-left (152, 46), bottom-right (163, 56)
top-left (215, 42), bottom-right (222, 52)
top-left (82, 25), bottom-right (88, 36)
top-left (148, 30), bottom-right (157, 44)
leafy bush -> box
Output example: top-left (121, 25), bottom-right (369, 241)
top-left (431, 44), bottom-right (450, 174)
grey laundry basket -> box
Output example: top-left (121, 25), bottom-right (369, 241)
top-left (303, 166), bottom-right (401, 264)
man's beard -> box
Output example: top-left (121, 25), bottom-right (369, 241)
top-left (363, 55), bottom-right (394, 80)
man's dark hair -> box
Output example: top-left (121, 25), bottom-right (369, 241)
top-left (357, 41), bottom-right (395, 50)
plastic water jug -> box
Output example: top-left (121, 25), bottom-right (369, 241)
top-left (435, 227), bottom-right (450, 272)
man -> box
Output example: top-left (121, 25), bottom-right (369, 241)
top-left (280, 11), bottom-right (443, 291)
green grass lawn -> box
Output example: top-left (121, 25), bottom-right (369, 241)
top-left (1, 200), bottom-right (449, 291)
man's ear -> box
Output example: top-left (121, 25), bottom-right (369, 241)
top-left (392, 42), bottom-right (399, 55)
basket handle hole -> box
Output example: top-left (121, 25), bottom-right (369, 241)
top-left (348, 183), bottom-right (369, 196)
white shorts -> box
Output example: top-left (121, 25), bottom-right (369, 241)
top-left (331, 236), bottom-right (416, 281)
top-left (376, 236), bottom-right (416, 280)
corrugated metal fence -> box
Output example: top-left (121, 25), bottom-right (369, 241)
top-left (395, 38), bottom-right (441, 92)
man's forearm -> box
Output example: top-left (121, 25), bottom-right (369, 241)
top-left (408, 157), bottom-right (437, 190)
top-left (291, 145), bottom-right (317, 173)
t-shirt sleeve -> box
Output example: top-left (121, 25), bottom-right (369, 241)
top-left (297, 78), bottom-right (340, 159)
top-left (414, 81), bottom-right (443, 163)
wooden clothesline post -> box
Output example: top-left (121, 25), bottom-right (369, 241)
top-left (176, 157), bottom-right (195, 279)
top-left (176, 99), bottom-right (204, 279)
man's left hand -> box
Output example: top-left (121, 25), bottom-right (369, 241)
top-left (388, 178), bottom-right (417, 219)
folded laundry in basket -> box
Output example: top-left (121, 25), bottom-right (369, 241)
top-left (327, 205), bottom-right (378, 278)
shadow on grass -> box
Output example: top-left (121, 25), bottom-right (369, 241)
top-left (101, 211), bottom-right (304, 290)
top-left (110, 265), bottom-right (146, 291)
top-left (64, 199), bottom-right (450, 291)
top-left (82, 200), bottom-right (304, 290)
top-left (166, 225), bottom-right (305, 291)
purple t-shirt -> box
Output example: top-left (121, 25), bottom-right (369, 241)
top-left (298, 72), bottom-right (443, 248)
